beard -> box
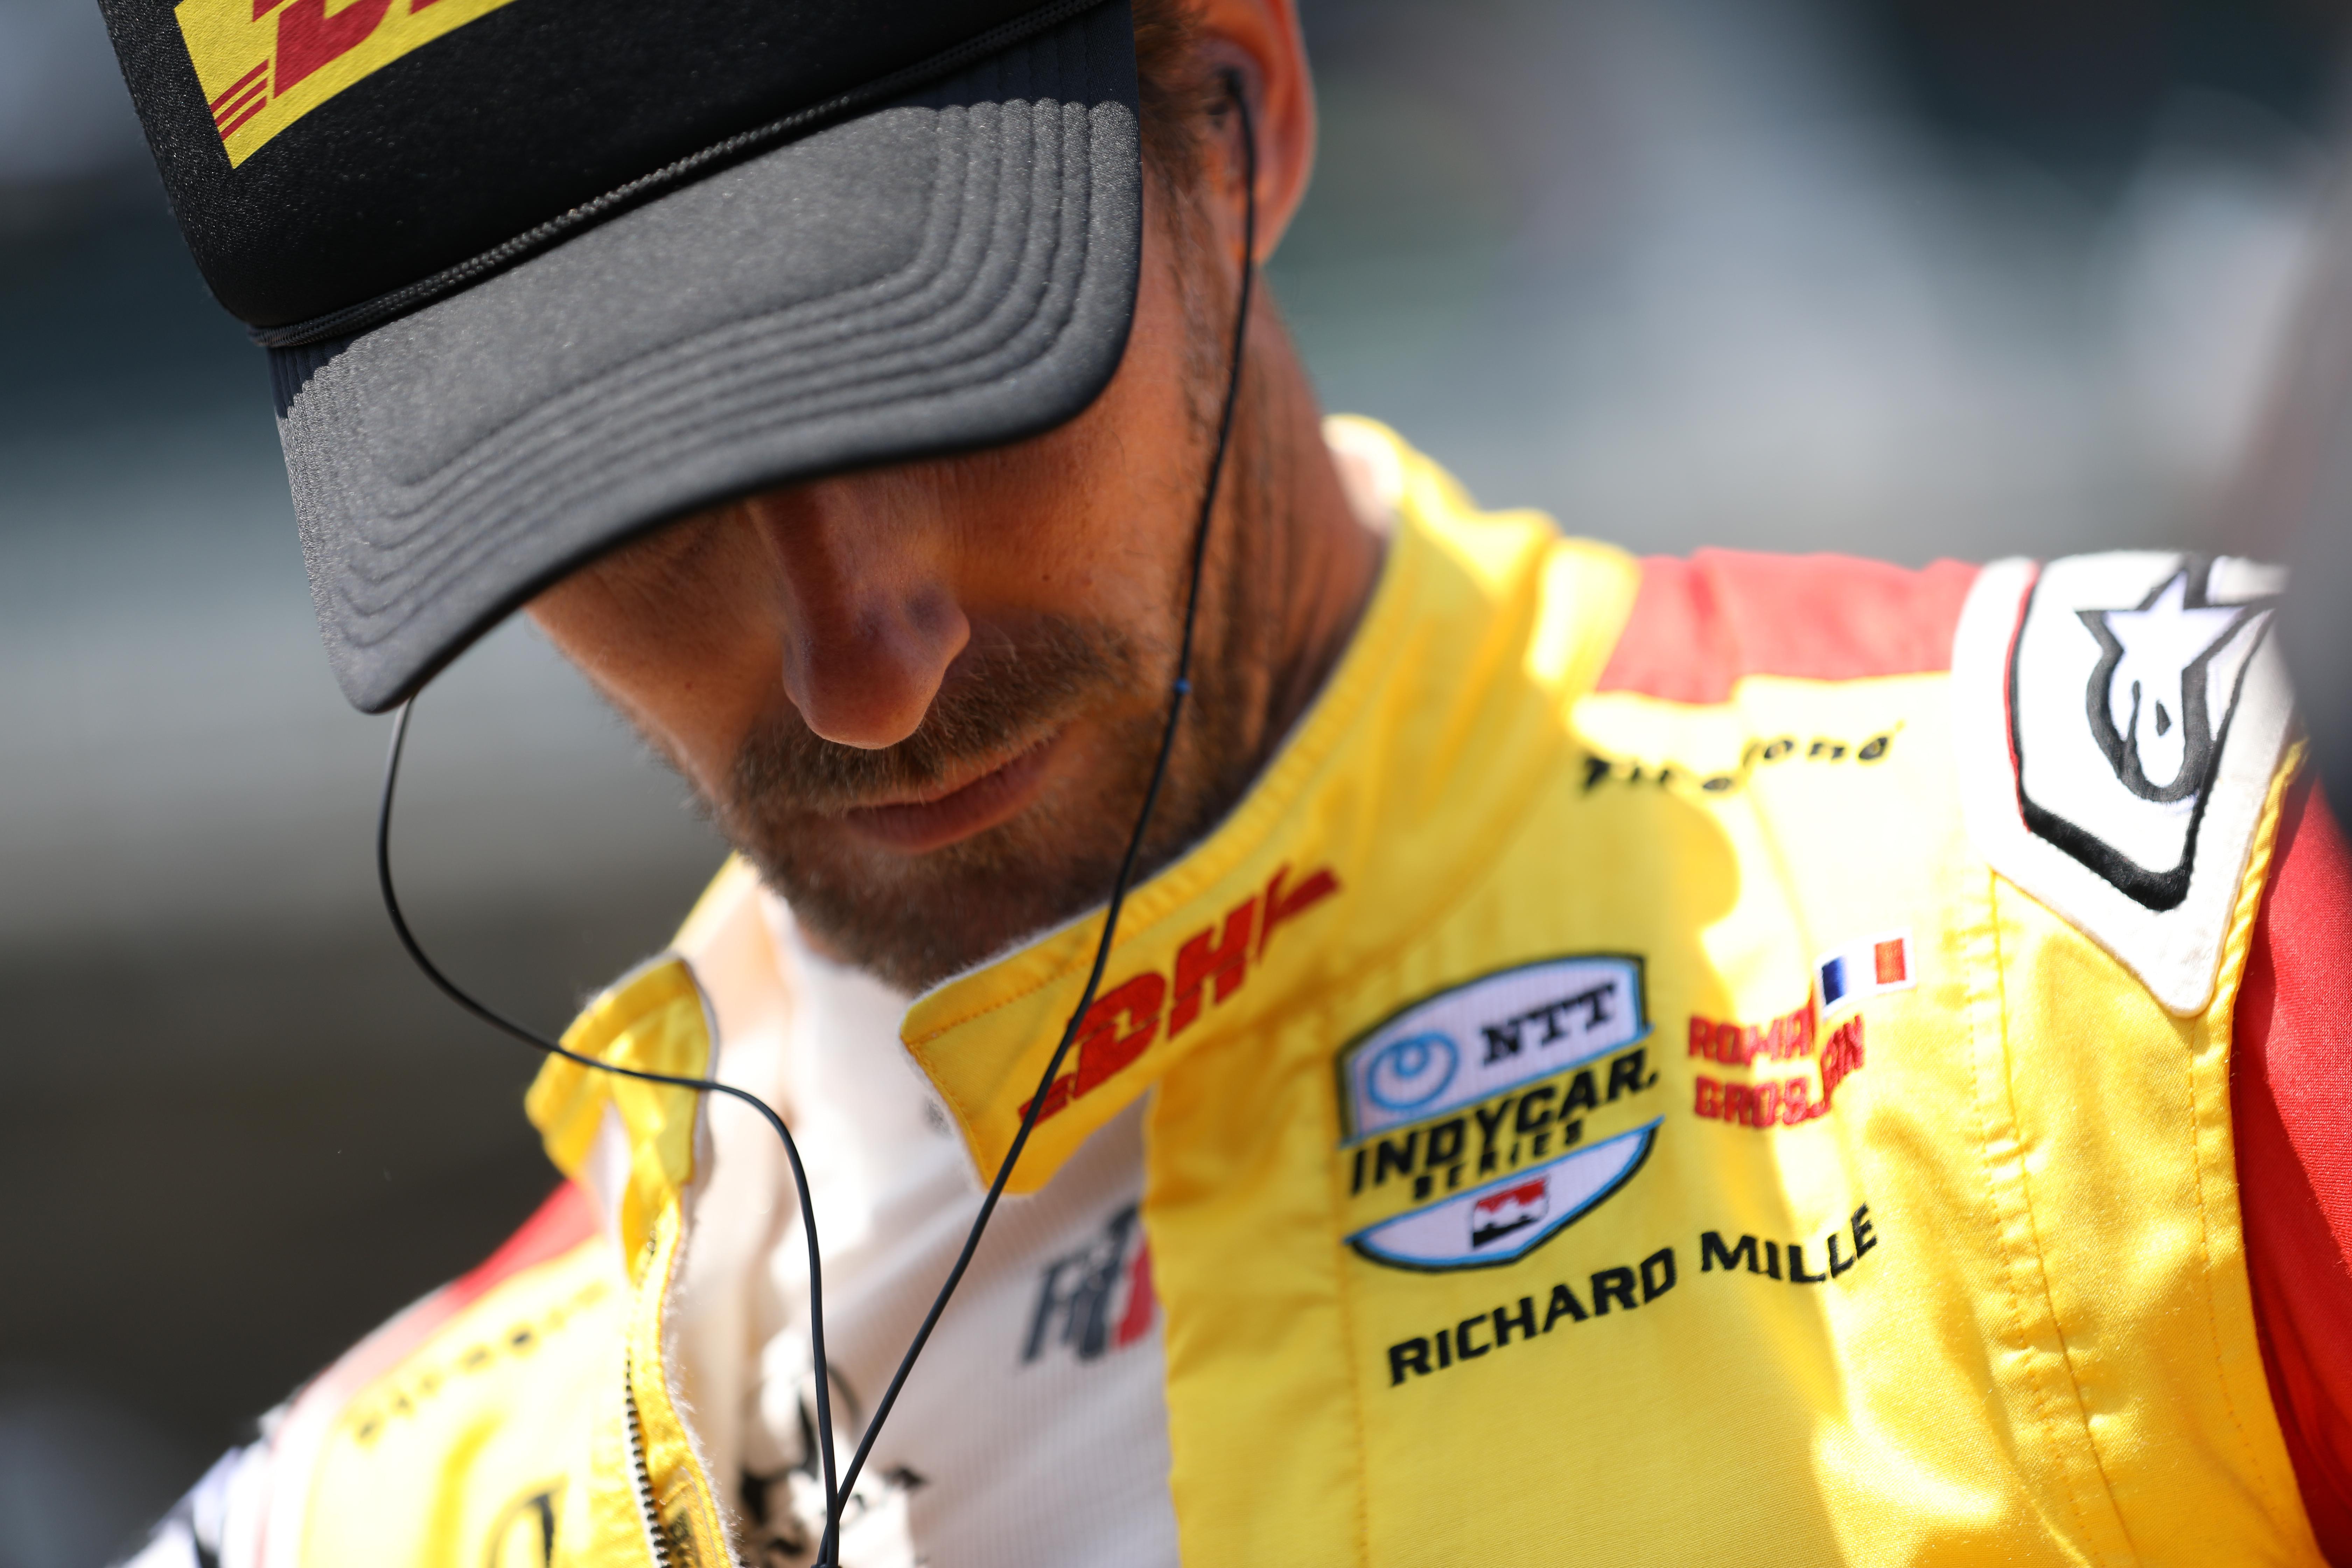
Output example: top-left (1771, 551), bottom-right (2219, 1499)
top-left (714, 553), bottom-right (1269, 993)
top-left (702, 194), bottom-right (1280, 993)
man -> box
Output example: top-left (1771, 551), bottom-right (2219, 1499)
top-left (99, 0), bottom-right (2349, 1562)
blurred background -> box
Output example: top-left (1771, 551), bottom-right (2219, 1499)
top-left (2, 0), bottom-right (2347, 1561)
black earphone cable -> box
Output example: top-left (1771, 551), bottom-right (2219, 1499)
top-left (376, 73), bottom-right (1258, 1568)
top-left (377, 705), bottom-right (845, 1525)
top-left (816, 76), bottom-right (1257, 1565)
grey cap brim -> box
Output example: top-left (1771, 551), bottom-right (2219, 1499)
top-left (271, 0), bottom-right (1141, 713)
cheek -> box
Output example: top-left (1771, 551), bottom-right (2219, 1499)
top-left (962, 446), bottom-right (1175, 638)
top-left (527, 553), bottom-right (782, 796)
top-left (964, 270), bottom-right (1201, 621)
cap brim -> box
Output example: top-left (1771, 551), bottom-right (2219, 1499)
top-left (272, 0), bottom-right (1141, 713)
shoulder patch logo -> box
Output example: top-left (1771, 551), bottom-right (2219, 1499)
top-left (1953, 553), bottom-right (2294, 1014)
top-left (2081, 567), bottom-right (2269, 807)
top-left (2046, 559), bottom-right (2280, 905)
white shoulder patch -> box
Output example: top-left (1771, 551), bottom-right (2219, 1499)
top-left (1952, 552), bottom-right (2292, 1015)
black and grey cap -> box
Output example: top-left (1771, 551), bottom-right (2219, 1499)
top-left (99, 0), bottom-right (1145, 711)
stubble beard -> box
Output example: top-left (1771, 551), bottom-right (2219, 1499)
top-left (713, 227), bottom-right (1279, 993)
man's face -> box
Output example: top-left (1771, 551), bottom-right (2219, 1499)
top-left (531, 182), bottom-right (1280, 992)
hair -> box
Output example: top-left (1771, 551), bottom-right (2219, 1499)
top-left (1133, 0), bottom-right (1217, 193)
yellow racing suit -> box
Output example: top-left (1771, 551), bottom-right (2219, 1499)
top-left (138, 419), bottom-right (2325, 1566)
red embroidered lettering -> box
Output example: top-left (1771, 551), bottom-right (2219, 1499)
top-left (1026, 865), bottom-right (1341, 1118)
top-left (1688, 997), bottom-right (1818, 1070)
top-left (1258, 863), bottom-right (1339, 958)
top-left (1780, 1073), bottom-right (1820, 1123)
top-left (1020, 1073), bottom-right (1076, 1124)
top-left (1694, 1001), bottom-right (1849, 1130)
top-left (1772, 1006), bottom-right (1813, 1062)
top-left (1693, 1069), bottom-right (1839, 1130)
top-left (1820, 1015), bottom-right (1865, 1108)
top-left (1171, 899), bottom-right (1255, 1037)
top-left (1697, 1021), bottom-right (1720, 1062)
top-left (1073, 972), bottom-right (1168, 1096)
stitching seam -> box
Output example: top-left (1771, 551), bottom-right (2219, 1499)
top-left (1973, 869), bottom-right (2114, 1560)
top-left (2190, 748), bottom-right (2303, 1532)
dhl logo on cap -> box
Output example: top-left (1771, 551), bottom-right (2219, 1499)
top-left (176, 0), bottom-right (520, 166)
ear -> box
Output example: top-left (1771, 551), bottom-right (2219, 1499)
top-left (1193, 0), bottom-right (1317, 261)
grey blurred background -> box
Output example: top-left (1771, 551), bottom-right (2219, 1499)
top-left (1, 0), bottom-right (2345, 1562)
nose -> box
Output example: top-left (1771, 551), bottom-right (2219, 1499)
top-left (752, 484), bottom-right (971, 750)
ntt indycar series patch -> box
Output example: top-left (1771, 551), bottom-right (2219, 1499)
top-left (1337, 957), bottom-right (1662, 1272)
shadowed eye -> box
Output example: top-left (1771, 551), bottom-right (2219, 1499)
top-left (596, 507), bottom-right (729, 591)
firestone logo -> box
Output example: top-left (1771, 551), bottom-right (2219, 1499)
top-left (176, 0), bottom-right (520, 165)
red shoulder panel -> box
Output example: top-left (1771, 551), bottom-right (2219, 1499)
top-left (2235, 776), bottom-right (2352, 1560)
top-left (1594, 550), bottom-right (1981, 704)
top-left (443, 1179), bottom-right (598, 1316)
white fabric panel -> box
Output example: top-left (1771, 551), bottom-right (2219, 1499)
top-left (678, 900), bottom-right (1180, 1568)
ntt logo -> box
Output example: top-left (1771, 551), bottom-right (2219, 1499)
top-left (1337, 955), bottom-right (1650, 1142)
top-left (1365, 1032), bottom-right (1458, 1112)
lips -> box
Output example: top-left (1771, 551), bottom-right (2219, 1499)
top-left (838, 733), bottom-right (1062, 853)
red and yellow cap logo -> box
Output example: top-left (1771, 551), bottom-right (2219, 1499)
top-left (176, 0), bottom-right (520, 167)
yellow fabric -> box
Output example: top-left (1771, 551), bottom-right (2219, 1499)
top-left (615, 1205), bottom-right (733, 1568)
top-left (525, 958), bottom-right (712, 1279)
top-left (293, 1233), bottom-right (619, 1568)
top-left (531, 959), bottom-right (734, 1568)
top-left (898, 418), bottom-right (2318, 1563)
top-left (278, 420), bottom-right (2321, 1566)
top-left (297, 956), bottom-right (736, 1568)
top-left (901, 435), bottom-right (1632, 1194)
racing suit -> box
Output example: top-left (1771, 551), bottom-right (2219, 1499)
top-left (132, 418), bottom-right (2352, 1566)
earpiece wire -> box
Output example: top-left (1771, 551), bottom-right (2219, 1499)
top-left (376, 703), bottom-right (844, 1525)
top-left (816, 75), bottom-right (1258, 1564)
top-left (375, 70), bottom-right (1260, 1568)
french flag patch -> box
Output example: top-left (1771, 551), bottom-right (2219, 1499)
top-left (1816, 930), bottom-right (1915, 1014)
